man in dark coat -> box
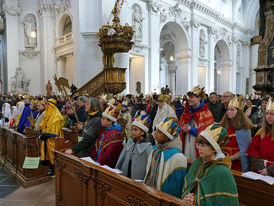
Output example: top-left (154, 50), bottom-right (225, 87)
top-left (208, 92), bottom-right (224, 123)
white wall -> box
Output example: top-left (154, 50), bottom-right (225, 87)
top-left (2, 0), bottom-right (259, 95)
top-left (129, 56), bottom-right (145, 94)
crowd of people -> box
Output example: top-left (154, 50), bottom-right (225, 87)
top-left (0, 86), bottom-right (273, 205)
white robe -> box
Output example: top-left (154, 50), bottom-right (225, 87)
top-left (152, 102), bottom-right (177, 130)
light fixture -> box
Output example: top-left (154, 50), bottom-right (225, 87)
top-left (170, 56), bottom-right (174, 61)
top-left (30, 31), bottom-right (36, 38)
top-left (217, 70), bottom-right (221, 75)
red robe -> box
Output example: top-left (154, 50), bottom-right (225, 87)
top-left (91, 127), bottom-right (123, 168)
top-left (179, 103), bottom-right (214, 156)
top-left (247, 130), bottom-right (274, 170)
top-left (223, 126), bottom-right (242, 171)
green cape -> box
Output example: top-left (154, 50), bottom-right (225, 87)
top-left (182, 155), bottom-right (239, 206)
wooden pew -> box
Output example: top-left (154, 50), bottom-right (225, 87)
top-left (54, 150), bottom-right (186, 206)
top-left (62, 127), bottom-right (79, 147)
top-left (0, 126), bottom-right (51, 187)
top-left (54, 151), bottom-right (274, 206)
top-left (232, 170), bottom-right (274, 206)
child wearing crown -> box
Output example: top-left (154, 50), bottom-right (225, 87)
top-left (90, 105), bottom-right (124, 168)
top-left (247, 98), bottom-right (274, 177)
top-left (182, 124), bottom-right (239, 206)
top-left (220, 96), bottom-right (253, 172)
top-left (179, 86), bottom-right (214, 161)
top-left (115, 115), bottom-right (153, 180)
top-left (144, 117), bottom-right (187, 198)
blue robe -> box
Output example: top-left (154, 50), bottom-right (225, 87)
top-left (144, 137), bottom-right (187, 198)
top-left (17, 104), bottom-right (31, 134)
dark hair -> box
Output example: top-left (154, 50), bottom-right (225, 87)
top-left (89, 98), bottom-right (101, 112)
top-left (210, 92), bottom-right (217, 96)
top-left (197, 135), bottom-right (211, 146)
top-left (262, 97), bottom-right (269, 102)
top-left (197, 135), bottom-right (215, 151)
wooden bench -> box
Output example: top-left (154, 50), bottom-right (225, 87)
top-left (0, 126), bottom-right (79, 187)
top-left (232, 170), bottom-right (274, 206)
top-left (54, 151), bottom-right (274, 206)
top-left (54, 150), bottom-right (186, 206)
top-left (0, 127), bottom-right (51, 187)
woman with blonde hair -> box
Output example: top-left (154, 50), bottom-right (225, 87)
top-left (220, 96), bottom-right (253, 172)
top-left (247, 98), bottom-right (274, 177)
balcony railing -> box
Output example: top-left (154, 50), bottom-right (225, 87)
top-left (56, 32), bottom-right (73, 46)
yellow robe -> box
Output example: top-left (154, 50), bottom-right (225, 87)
top-left (40, 103), bottom-right (63, 165)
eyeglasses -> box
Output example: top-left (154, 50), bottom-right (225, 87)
top-left (195, 143), bottom-right (209, 148)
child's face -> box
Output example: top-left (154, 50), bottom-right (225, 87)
top-left (154, 129), bottom-right (169, 144)
top-left (132, 125), bottom-right (144, 139)
top-left (121, 106), bottom-right (126, 112)
top-left (196, 143), bottom-right (216, 159)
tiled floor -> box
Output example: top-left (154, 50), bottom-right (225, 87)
top-left (0, 165), bottom-right (55, 206)
top-left (0, 166), bottom-right (20, 200)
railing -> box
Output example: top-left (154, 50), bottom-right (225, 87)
top-left (56, 32), bottom-right (73, 46)
top-left (77, 71), bottom-right (105, 97)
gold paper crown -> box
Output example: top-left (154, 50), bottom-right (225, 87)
top-left (158, 94), bottom-right (166, 101)
top-left (103, 105), bottom-right (120, 122)
top-left (157, 118), bottom-right (180, 140)
top-left (199, 124), bottom-right (229, 153)
top-left (188, 85), bottom-right (205, 97)
top-left (132, 115), bottom-right (151, 133)
top-left (23, 94), bottom-right (32, 99)
top-left (163, 95), bottom-right (172, 104)
top-left (31, 99), bottom-right (39, 105)
top-left (203, 126), bottom-right (223, 142)
top-left (135, 115), bottom-right (149, 125)
top-left (228, 96), bottom-right (245, 110)
top-left (266, 98), bottom-right (274, 111)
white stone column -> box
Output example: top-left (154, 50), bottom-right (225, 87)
top-left (242, 41), bottom-right (250, 94)
top-left (175, 48), bottom-right (191, 95)
top-left (39, 5), bottom-right (56, 95)
top-left (190, 20), bottom-right (200, 87)
top-left (230, 42), bottom-right (237, 93)
top-left (148, 10), bottom-right (160, 93)
top-left (4, 0), bottom-right (20, 93)
top-left (208, 30), bottom-right (215, 93)
top-left (250, 44), bottom-right (259, 93)
top-left (169, 67), bottom-right (176, 95)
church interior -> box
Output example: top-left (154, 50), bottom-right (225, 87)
top-left (0, 0), bottom-right (273, 205)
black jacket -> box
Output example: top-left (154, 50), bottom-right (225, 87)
top-left (71, 111), bottom-right (102, 157)
top-left (69, 105), bottom-right (88, 123)
top-left (208, 102), bottom-right (224, 123)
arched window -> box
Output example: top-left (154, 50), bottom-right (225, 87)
top-left (63, 16), bottom-right (72, 35)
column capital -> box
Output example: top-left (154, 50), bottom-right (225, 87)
top-left (3, 1), bottom-right (20, 17)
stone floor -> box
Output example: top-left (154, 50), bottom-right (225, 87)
top-left (0, 166), bottom-right (55, 206)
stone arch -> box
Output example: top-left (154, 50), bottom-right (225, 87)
top-left (159, 21), bottom-right (190, 95)
top-left (57, 13), bottom-right (73, 37)
top-left (214, 40), bottom-right (231, 94)
top-left (245, 0), bottom-right (259, 31)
